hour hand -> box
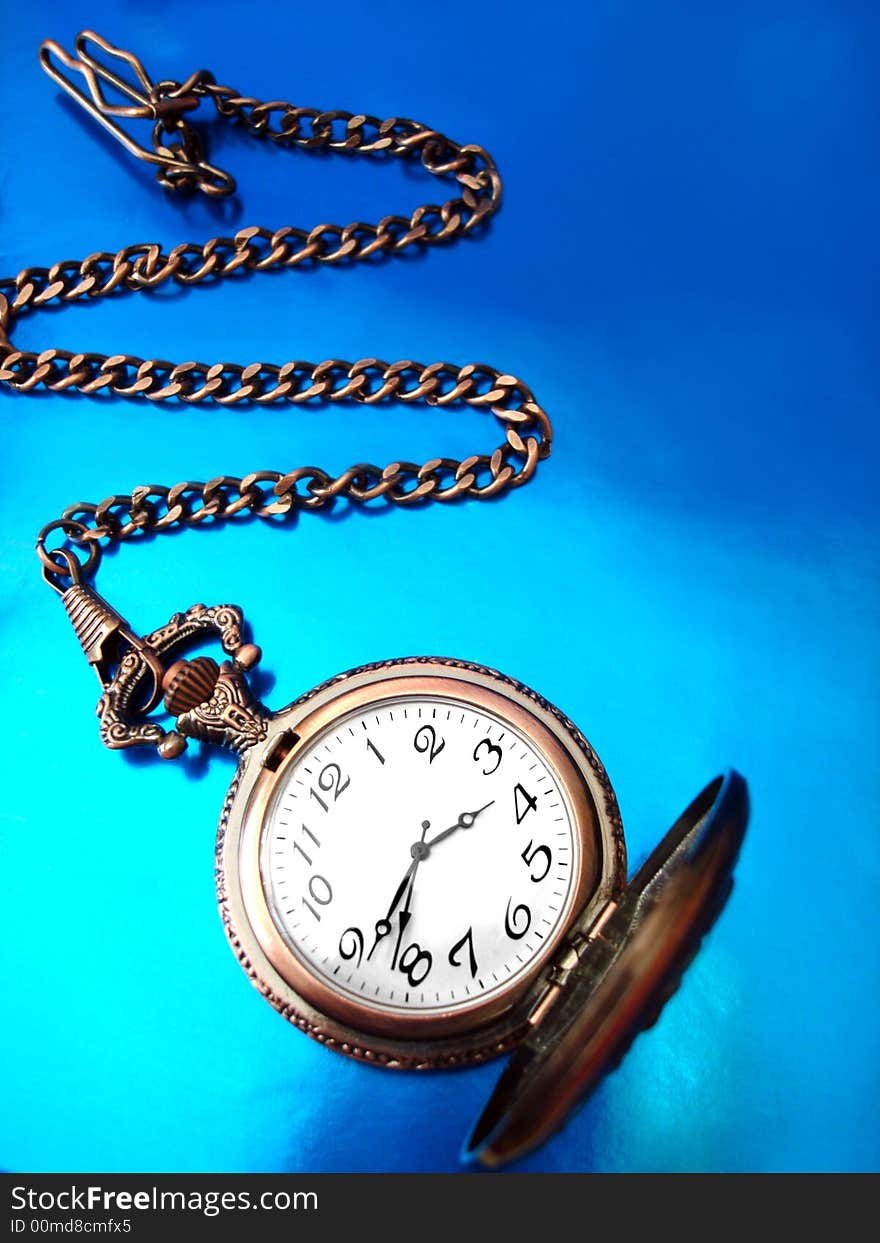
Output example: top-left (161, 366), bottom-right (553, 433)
top-left (424, 800), bottom-right (495, 850)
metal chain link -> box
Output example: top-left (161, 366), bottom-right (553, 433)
top-left (0, 49), bottom-right (552, 592)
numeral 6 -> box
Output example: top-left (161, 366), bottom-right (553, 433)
top-left (504, 898), bottom-right (531, 940)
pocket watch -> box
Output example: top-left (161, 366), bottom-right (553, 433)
top-left (2, 31), bottom-right (750, 1167)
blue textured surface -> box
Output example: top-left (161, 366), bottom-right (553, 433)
top-left (1, 0), bottom-right (878, 1173)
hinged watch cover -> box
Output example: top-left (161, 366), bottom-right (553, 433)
top-left (464, 769), bottom-right (749, 1167)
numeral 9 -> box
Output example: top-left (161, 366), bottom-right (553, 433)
top-left (339, 926), bottom-right (364, 967)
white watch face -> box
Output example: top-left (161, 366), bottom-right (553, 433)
top-left (260, 693), bottom-right (580, 1016)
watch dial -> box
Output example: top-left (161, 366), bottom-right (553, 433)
top-left (260, 694), bottom-right (580, 1016)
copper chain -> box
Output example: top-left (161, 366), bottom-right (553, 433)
top-left (0, 59), bottom-right (552, 591)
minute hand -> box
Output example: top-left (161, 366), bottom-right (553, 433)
top-left (424, 801), bottom-right (495, 851)
top-left (365, 860), bottom-right (415, 962)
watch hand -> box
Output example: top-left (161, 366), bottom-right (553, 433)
top-left (367, 819), bottom-right (430, 962)
top-left (390, 805), bottom-right (490, 973)
top-left (424, 801), bottom-right (495, 851)
top-left (391, 822), bottom-right (427, 971)
top-left (391, 877), bottom-right (415, 972)
top-left (385, 862), bottom-right (417, 921)
top-left (366, 860), bottom-right (416, 960)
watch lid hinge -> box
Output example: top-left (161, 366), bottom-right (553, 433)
top-left (528, 899), bottom-right (619, 1027)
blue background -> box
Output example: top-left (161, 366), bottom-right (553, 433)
top-left (1, 0), bottom-right (877, 1173)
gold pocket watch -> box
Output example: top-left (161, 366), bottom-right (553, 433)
top-left (3, 31), bottom-right (749, 1168)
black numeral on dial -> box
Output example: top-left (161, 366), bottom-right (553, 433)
top-left (290, 823), bottom-right (333, 921)
top-left (521, 840), bottom-right (552, 882)
top-left (303, 874), bottom-right (333, 921)
top-left (513, 782), bottom-right (538, 824)
top-left (310, 762), bottom-right (350, 812)
top-left (414, 724), bottom-right (445, 763)
top-left (473, 737), bottom-right (502, 775)
top-left (504, 898), bottom-right (531, 940)
top-left (366, 737), bottom-right (385, 765)
top-left (339, 926), bottom-right (365, 967)
top-left (449, 926), bottom-right (479, 978)
top-left (292, 823), bottom-right (320, 866)
top-left (399, 942), bottom-right (432, 986)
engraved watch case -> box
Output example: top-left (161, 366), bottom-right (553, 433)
top-left (216, 656), bottom-right (628, 1070)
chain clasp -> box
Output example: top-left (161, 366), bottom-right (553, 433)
top-left (40, 29), bottom-right (235, 195)
top-left (59, 579), bottom-right (265, 758)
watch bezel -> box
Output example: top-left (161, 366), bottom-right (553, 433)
top-left (216, 656), bottom-right (626, 1069)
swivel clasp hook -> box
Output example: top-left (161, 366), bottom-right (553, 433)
top-left (39, 29), bottom-right (235, 195)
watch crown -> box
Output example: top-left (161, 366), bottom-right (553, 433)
top-left (162, 655), bottom-right (220, 715)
